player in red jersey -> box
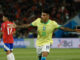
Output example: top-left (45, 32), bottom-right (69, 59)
top-left (1, 15), bottom-right (16, 60)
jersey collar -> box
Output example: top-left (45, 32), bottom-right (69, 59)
top-left (5, 20), bottom-right (9, 23)
top-left (41, 19), bottom-right (50, 24)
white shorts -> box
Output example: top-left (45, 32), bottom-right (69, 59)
top-left (36, 44), bottom-right (51, 55)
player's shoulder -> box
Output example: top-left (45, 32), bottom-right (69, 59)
top-left (49, 19), bottom-right (57, 23)
top-left (11, 22), bottom-right (14, 24)
top-left (8, 21), bottom-right (14, 24)
top-left (36, 18), bottom-right (41, 21)
top-left (1, 23), bottom-right (6, 28)
top-left (34, 18), bottom-right (41, 22)
top-left (2, 21), bottom-right (7, 24)
top-left (1, 23), bottom-right (4, 25)
top-left (1, 22), bottom-right (5, 26)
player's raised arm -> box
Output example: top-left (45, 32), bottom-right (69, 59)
top-left (12, 24), bottom-right (31, 28)
top-left (59, 27), bottom-right (80, 32)
top-left (16, 24), bottom-right (31, 28)
top-left (12, 18), bottom-right (39, 28)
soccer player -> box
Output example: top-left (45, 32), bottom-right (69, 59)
top-left (12, 9), bottom-right (79, 60)
top-left (1, 15), bottom-right (16, 60)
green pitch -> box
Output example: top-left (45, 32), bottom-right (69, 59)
top-left (0, 48), bottom-right (80, 60)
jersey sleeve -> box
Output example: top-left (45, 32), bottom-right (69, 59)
top-left (1, 23), bottom-right (5, 32)
top-left (53, 21), bottom-right (61, 29)
top-left (31, 18), bottom-right (39, 26)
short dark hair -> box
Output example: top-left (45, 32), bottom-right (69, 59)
top-left (3, 14), bottom-right (9, 18)
top-left (42, 8), bottom-right (50, 14)
top-left (42, 7), bottom-right (52, 15)
top-left (2, 9), bottom-right (14, 21)
top-left (3, 14), bottom-right (11, 21)
top-left (3, 14), bottom-right (14, 21)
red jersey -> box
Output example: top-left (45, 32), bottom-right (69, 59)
top-left (1, 21), bottom-right (16, 43)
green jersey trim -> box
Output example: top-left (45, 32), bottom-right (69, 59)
top-left (57, 25), bottom-right (62, 29)
top-left (30, 23), bottom-right (34, 26)
top-left (41, 19), bottom-right (50, 24)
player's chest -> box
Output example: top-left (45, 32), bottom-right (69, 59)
top-left (37, 23), bottom-right (53, 32)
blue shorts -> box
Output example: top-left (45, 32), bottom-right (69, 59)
top-left (4, 43), bottom-right (13, 51)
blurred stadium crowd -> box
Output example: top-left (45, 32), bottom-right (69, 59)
top-left (0, 0), bottom-right (80, 38)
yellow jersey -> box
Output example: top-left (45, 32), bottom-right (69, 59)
top-left (31, 18), bottom-right (60, 46)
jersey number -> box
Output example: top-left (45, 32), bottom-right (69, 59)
top-left (7, 24), bottom-right (12, 35)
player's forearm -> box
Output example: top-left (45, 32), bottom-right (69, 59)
top-left (16, 24), bottom-right (31, 28)
top-left (60, 27), bottom-right (76, 32)
top-left (65, 28), bottom-right (76, 32)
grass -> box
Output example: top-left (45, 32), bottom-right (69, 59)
top-left (0, 48), bottom-right (80, 60)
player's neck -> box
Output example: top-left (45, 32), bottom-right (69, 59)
top-left (41, 19), bottom-right (49, 24)
top-left (4, 19), bottom-right (9, 22)
top-left (44, 19), bottom-right (48, 23)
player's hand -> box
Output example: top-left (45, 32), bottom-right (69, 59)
top-left (9, 24), bottom-right (17, 28)
top-left (13, 24), bottom-right (17, 28)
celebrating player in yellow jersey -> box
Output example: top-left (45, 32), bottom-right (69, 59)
top-left (12, 9), bottom-right (80, 60)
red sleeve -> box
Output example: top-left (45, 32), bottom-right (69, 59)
top-left (1, 23), bottom-right (5, 32)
